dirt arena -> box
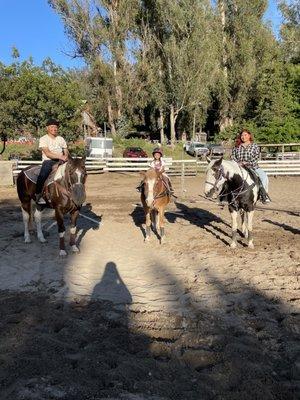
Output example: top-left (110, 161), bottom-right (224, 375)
top-left (0, 172), bottom-right (299, 400)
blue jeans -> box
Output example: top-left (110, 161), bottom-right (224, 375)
top-left (36, 159), bottom-right (58, 194)
top-left (255, 168), bottom-right (269, 192)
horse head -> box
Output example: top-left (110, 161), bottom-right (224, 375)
top-left (140, 168), bottom-right (163, 208)
top-left (204, 157), bottom-right (227, 199)
top-left (65, 156), bottom-right (87, 206)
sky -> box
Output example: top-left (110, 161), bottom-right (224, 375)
top-left (0, 0), bottom-right (284, 70)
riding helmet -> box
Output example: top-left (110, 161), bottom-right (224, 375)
top-left (152, 147), bottom-right (163, 156)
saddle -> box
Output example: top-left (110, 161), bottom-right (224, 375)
top-left (24, 163), bottom-right (61, 185)
top-left (25, 163), bottom-right (65, 204)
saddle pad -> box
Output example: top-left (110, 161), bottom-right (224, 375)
top-left (24, 166), bottom-right (41, 184)
top-left (24, 163), bottom-right (66, 185)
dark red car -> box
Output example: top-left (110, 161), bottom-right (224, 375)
top-left (123, 147), bottom-right (148, 158)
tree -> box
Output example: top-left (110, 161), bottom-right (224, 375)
top-left (0, 58), bottom-right (83, 140)
top-left (139, 0), bottom-right (219, 143)
top-left (279, 0), bottom-right (300, 63)
top-left (216, 0), bottom-right (270, 131)
top-left (49, 0), bottom-right (140, 136)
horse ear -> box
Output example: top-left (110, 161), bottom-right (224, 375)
top-left (206, 156), bottom-right (211, 163)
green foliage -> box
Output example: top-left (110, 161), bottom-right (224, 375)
top-left (0, 57), bottom-right (83, 141)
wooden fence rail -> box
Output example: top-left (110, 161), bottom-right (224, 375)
top-left (12, 158), bottom-right (300, 178)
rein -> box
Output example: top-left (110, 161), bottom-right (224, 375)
top-left (153, 178), bottom-right (168, 202)
top-left (207, 163), bottom-right (256, 206)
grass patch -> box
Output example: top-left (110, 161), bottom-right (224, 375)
top-left (1, 139), bottom-right (195, 161)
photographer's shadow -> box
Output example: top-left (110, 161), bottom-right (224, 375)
top-left (91, 262), bottom-right (132, 307)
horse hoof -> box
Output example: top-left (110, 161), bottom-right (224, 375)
top-left (230, 242), bottom-right (237, 249)
top-left (71, 245), bottom-right (80, 253)
top-left (38, 237), bottom-right (47, 243)
top-left (248, 242), bottom-right (254, 249)
top-left (24, 237), bottom-right (31, 244)
top-left (160, 237), bottom-right (165, 244)
top-left (59, 250), bottom-right (67, 257)
top-left (144, 236), bottom-right (150, 242)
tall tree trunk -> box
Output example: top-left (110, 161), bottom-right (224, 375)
top-left (113, 60), bottom-right (122, 119)
top-left (170, 104), bottom-right (177, 145)
top-left (107, 100), bottom-right (116, 137)
top-left (192, 109), bottom-right (196, 140)
top-left (218, 0), bottom-right (232, 132)
top-left (158, 108), bottom-right (165, 144)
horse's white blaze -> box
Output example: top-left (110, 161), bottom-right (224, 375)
top-left (22, 208), bottom-right (31, 243)
top-left (146, 178), bottom-right (155, 207)
top-left (70, 227), bottom-right (76, 234)
top-left (75, 169), bottom-right (82, 184)
top-left (59, 231), bottom-right (65, 238)
top-left (34, 208), bottom-right (46, 243)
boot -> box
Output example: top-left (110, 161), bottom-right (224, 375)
top-left (36, 193), bottom-right (46, 205)
top-left (259, 186), bottom-right (271, 204)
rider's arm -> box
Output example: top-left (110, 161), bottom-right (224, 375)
top-left (231, 147), bottom-right (238, 162)
top-left (41, 147), bottom-right (67, 161)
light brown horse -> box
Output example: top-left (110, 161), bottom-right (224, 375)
top-left (17, 157), bottom-right (87, 256)
top-left (140, 168), bottom-right (170, 243)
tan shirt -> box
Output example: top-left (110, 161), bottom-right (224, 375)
top-left (39, 134), bottom-right (67, 161)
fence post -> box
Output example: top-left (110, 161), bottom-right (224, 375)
top-left (181, 161), bottom-right (186, 197)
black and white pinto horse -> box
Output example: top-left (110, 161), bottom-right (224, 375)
top-left (204, 158), bottom-right (260, 249)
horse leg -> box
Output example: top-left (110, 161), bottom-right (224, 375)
top-left (230, 210), bottom-right (238, 249)
top-left (55, 208), bottom-right (67, 256)
top-left (247, 210), bottom-right (254, 249)
top-left (145, 208), bottom-right (151, 241)
top-left (70, 210), bottom-right (79, 253)
top-left (21, 203), bottom-right (32, 243)
top-left (34, 207), bottom-right (46, 243)
top-left (241, 211), bottom-right (248, 238)
top-left (158, 208), bottom-right (165, 244)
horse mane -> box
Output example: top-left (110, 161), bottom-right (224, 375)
top-left (145, 168), bottom-right (159, 179)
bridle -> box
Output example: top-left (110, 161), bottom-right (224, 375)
top-left (144, 175), bottom-right (168, 207)
top-left (205, 164), bottom-right (226, 192)
top-left (206, 162), bottom-right (255, 206)
top-left (54, 161), bottom-right (86, 201)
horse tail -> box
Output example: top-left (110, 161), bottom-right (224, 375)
top-left (16, 171), bottom-right (33, 225)
top-left (16, 171), bottom-right (25, 202)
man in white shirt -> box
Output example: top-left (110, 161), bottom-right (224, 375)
top-left (35, 119), bottom-right (69, 204)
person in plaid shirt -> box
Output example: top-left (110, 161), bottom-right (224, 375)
top-left (231, 129), bottom-right (270, 203)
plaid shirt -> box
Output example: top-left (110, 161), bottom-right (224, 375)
top-left (231, 143), bottom-right (260, 169)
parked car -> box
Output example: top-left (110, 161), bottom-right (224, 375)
top-left (207, 143), bottom-right (225, 157)
top-left (183, 141), bottom-right (191, 153)
top-left (123, 147), bottom-right (148, 158)
top-left (187, 142), bottom-right (209, 158)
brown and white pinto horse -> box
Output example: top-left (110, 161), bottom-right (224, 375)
top-left (140, 168), bottom-right (170, 243)
top-left (17, 157), bottom-right (87, 256)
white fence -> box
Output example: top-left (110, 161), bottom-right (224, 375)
top-left (12, 157), bottom-right (300, 178)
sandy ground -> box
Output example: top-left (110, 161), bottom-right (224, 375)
top-left (0, 172), bottom-right (299, 399)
